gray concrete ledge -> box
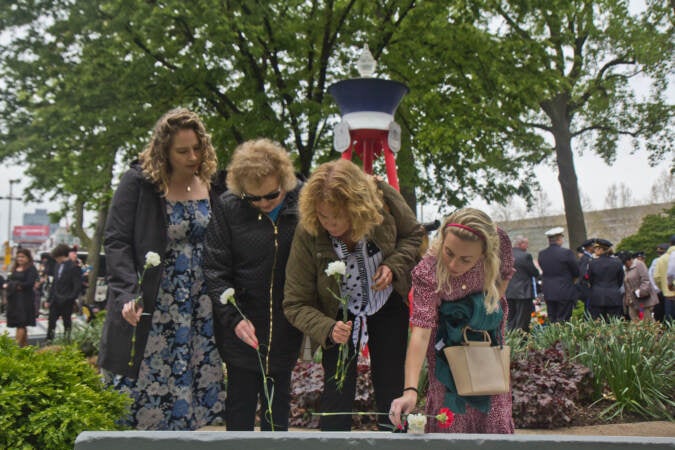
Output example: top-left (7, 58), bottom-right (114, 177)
top-left (75, 431), bottom-right (675, 450)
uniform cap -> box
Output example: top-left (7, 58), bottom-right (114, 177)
top-left (594, 238), bottom-right (613, 248)
top-left (545, 227), bottom-right (564, 237)
top-left (581, 238), bottom-right (596, 248)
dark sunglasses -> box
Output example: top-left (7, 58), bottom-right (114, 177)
top-left (241, 187), bottom-right (281, 202)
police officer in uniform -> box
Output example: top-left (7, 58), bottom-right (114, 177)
top-left (587, 239), bottom-right (624, 320)
top-left (537, 227), bottom-right (580, 323)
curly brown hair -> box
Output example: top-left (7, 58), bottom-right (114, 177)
top-left (299, 159), bottom-right (383, 241)
top-left (225, 138), bottom-right (297, 196)
top-left (139, 108), bottom-right (218, 195)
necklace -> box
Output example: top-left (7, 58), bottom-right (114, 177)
top-left (186, 176), bottom-right (194, 192)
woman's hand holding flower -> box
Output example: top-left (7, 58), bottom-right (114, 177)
top-left (331, 320), bottom-right (353, 344)
top-left (122, 300), bottom-right (143, 326)
top-left (235, 318), bottom-right (259, 349)
top-left (388, 392), bottom-right (417, 429)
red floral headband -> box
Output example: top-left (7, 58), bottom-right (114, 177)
top-left (445, 222), bottom-right (485, 241)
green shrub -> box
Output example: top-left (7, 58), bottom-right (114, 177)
top-left (0, 335), bottom-right (131, 449)
top-left (519, 317), bottom-right (675, 420)
top-left (53, 310), bottom-right (107, 357)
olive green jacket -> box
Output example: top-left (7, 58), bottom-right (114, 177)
top-left (283, 182), bottom-right (424, 350)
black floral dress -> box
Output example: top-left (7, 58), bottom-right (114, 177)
top-left (112, 199), bottom-right (226, 430)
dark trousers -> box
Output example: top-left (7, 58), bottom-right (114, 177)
top-left (588, 305), bottom-right (623, 321)
top-left (46, 300), bottom-right (74, 340)
top-left (506, 298), bottom-right (534, 332)
top-left (545, 299), bottom-right (575, 323)
top-left (225, 364), bottom-right (292, 431)
top-left (319, 292), bottom-right (408, 431)
top-left (653, 292), bottom-right (665, 322)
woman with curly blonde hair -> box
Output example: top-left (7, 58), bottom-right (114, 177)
top-left (390, 208), bottom-right (515, 434)
top-left (139, 108), bottom-right (218, 195)
top-left (284, 159), bottom-right (424, 431)
top-left (99, 107), bottom-right (226, 430)
top-left (204, 138), bottom-right (303, 431)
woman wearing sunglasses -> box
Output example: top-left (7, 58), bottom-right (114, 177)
top-left (204, 138), bottom-right (303, 431)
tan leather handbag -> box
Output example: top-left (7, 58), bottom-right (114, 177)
top-left (443, 327), bottom-right (510, 396)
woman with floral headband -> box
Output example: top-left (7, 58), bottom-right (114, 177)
top-left (98, 108), bottom-right (226, 430)
top-left (284, 159), bottom-right (424, 431)
top-left (204, 138), bottom-right (303, 431)
top-left (389, 208), bottom-right (515, 433)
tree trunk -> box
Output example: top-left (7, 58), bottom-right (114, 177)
top-left (397, 119), bottom-right (418, 214)
top-left (544, 94), bottom-right (587, 249)
top-left (84, 197), bottom-right (110, 305)
top-left (84, 155), bottom-right (115, 306)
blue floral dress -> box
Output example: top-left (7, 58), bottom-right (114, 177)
top-left (113, 199), bottom-right (226, 430)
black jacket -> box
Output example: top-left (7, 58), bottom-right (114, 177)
top-left (538, 244), bottom-right (580, 302)
top-left (204, 184), bottom-right (303, 374)
top-left (505, 247), bottom-right (539, 300)
top-left (49, 260), bottom-right (81, 305)
top-left (588, 254), bottom-right (624, 307)
top-left (98, 162), bottom-right (223, 378)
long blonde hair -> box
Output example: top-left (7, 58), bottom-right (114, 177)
top-left (431, 208), bottom-right (501, 313)
top-left (139, 108), bottom-right (218, 195)
top-left (299, 159), bottom-right (383, 241)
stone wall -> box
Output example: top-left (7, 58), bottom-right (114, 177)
top-left (498, 202), bottom-right (673, 256)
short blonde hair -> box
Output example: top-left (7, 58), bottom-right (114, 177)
top-left (299, 159), bottom-right (383, 241)
top-left (139, 108), bottom-right (218, 196)
top-left (226, 138), bottom-right (297, 196)
top-left (431, 208), bottom-right (501, 313)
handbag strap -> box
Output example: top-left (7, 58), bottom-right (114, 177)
top-left (462, 326), bottom-right (492, 345)
top-left (463, 326), bottom-right (505, 348)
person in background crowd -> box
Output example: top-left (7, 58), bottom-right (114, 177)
top-left (98, 107), bottom-right (226, 430)
top-left (586, 239), bottom-right (624, 321)
top-left (284, 159), bottom-right (423, 431)
top-left (45, 244), bottom-right (82, 341)
top-left (617, 251), bottom-right (659, 322)
top-left (389, 208), bottom-right (515, 433)
top-left (537, 227), bottom-right (579, 323)
top-left (3, 248), bottom-right (39, 347)
top-left (649, 243), bottom-right (669, 321)
top-left (204, 138), bottom-right (303, 431)
top-left (576, 238), bottom-right (596, 311)
top-left (653, 234), bottom-right (675, 322)
top-left (505, 236), bottom-right (539, 333)
top-left (634, 251), bottom-right (646, 264)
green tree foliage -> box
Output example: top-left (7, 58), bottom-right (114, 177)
top-left (617, 205), bottom-right (675, 264)
top-left (415, 0), bottom-right (673, 247)
top-left (0, 0), bottom-right (672, 250)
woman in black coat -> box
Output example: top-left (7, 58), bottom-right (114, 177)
top-left (587, 239), bottom-right (624, 320)
top-left (4, 248), bottom-right (39, 347)
top-left (204, 138), bottom-right (303, 431)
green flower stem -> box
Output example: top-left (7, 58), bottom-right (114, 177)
top-left (327, 281), bottom-right (350, 391)
top-left (127, 266), bottom-right (151, 368)
top-left (230, 300), bottom-right (275, 431)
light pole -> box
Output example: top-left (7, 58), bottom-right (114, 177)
top-left (1, 179), bottom-right (21, 244)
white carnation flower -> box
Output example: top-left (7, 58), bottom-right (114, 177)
top-left (144, 251), bottom-right (161, 268)
top-left (219, 287), bottom-right (236, 305)
top-left (325, 260), bottom-right (346, 277)
top-left (407, 413), bottom-right (427, 434)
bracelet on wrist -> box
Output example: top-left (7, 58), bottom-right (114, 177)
top-left (403, 386), bottom-right (418, 395)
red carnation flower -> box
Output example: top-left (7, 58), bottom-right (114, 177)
top-left (435, 407), bottom-right (454, 428)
